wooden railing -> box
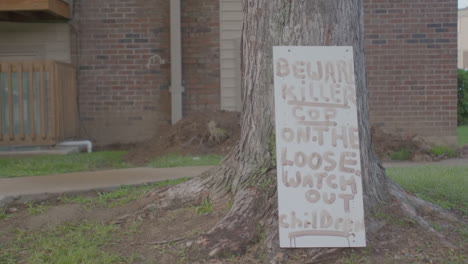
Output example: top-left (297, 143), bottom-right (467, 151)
top-left (0, 60), bottom-right (78, 146)
top-left (0, 0), bottom-right (71, 20)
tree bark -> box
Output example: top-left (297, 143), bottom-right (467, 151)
top-left (178, 0), bottom-right (393, 259)
top-left (236, 0), bottom-right (391, 207)
top-left (135, 0), bottom-right (455, 262)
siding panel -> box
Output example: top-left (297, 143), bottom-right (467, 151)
top-left (0, 22), bottom-right (71, 63)
top-left (219, 0), bottom-right (242, 111)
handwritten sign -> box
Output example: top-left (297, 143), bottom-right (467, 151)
top-left (273, 46), bottom-right (366, 248)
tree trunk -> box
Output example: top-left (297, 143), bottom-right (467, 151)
top-left (190, 0), bottom-right (390, 258)
top-left (237, 0), bottom-right (391, 207)
top-left (134, 0), bottom-right (455, 262)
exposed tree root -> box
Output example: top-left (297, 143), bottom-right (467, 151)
top-left (388, 180), bottom-right (458, 223)
top-left (114, 152), bottom-right (461, 263)
top-left (142, 176), bottom-right (210, 211)
top-left (110, 163), bottom-right (463, 264)
top-left (387, 181), bottom-right (460, 249)
top-left (191, 188), bottom-right (267, 258)
top-left (114, 154), bottom-right (240, 224)
top-left (183, 174), bottom-right (461, 263)
top-left (113, 172), bottom-right (212, 224)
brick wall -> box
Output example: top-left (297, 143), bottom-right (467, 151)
top-left (71, 0), bottom-right (458, 146)
top-left (181, 0), bottom-right (220, 114)
top-left (364, 0), bottom-right (458, 146)
top-left (71, 0), bottom-right (171, 145)
top-left (72, 0), bottom-right (220, 145)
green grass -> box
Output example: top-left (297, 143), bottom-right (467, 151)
top-left (0, 178), bottom-right (192, 264)
top-left (195, 198), bottom-right (213, 215)
top-left (62, 178), bottom-right (190, 208)
top-left (459, 225), bottom-right (468, 243)
top-left (340, 250), bottom-right (367, 264)
top-left (431, 146), bottom-right (457, 158)
top-left (149, 154), bottom-right (223, 168)
top-left (0, 151), bottom-right (129, 178)
top-left (372, 209), bottom-right (416, 227)
top-left (387, 165), bottom-right (468, 215)
top-left (458, 126), bottom-right (468, 146)
top-left (25, 202), bottom-right (51, 216)
top-left (0, 152), bottom-right (222, 178)
top-left (389, 148), bottom-right (413, 161)
top-left (0, 210), bottom-right (13, 220)
top-left (0, 222), bottom-right (131, 264)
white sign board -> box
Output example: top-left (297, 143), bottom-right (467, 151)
top-left (273, 46), bottom-right (366, 248)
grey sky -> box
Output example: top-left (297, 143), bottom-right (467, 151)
top-left (460, 0), bottom-right (468, 9)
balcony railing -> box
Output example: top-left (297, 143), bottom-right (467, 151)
top-left (0, 60), bottom-right (78, 146)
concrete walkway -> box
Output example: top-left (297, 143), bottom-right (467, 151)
top-left (1, 157), bottom-right (467, 207)
top-left (0, 166), bottom-right (213, 207)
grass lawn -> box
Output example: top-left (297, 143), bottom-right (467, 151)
top-left (0, 178), bottom-right (190, 264)
top-left (149, 154), bottom-right (223, 168)
top-left (0, 151), bottom-right (130, 178)
top-left (458, 126), bottom-right (468, 146)
top-left (0, 152), bottom-right (224, 178)
top-left (0, 165), bottom-right (466, 263)
top-left (387, 165), bottom-right (468, 215)
top-left (0, 221), bottom-right (133, 264)
top-left (61, 178), bottom-right (190, 208)
top-left (0, 178), bottom-right (190, 221)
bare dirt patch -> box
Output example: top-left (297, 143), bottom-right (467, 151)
top-left (107, 204), bottom-right (229, 264)
top-left (125, 111), bottom-right (241, 165)
top-left (371, 127), bottom-right (433, 161)
top-left (0, 195), bottom-right (144, 246)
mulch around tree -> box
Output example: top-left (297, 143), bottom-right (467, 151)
top-left (124, 111), bottom-right (241, 165)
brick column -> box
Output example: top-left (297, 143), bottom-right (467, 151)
top-left (364, 0), bottom-right (458, 146)
top-left (71, 0), bottom-right (171, 145)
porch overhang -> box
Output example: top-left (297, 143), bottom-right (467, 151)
top-left (0, 0), bottom-right (71, 23)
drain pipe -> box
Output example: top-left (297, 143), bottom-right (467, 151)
top-left (170, 0), bottom-right (183, 124)
top-left (57, 140), bottom-right (93, 153)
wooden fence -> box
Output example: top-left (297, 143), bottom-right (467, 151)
top-left (0, 60), bottom-right (78, 146)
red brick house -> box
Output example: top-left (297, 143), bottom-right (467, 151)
top-left (0, 0), bottom-right (458, 147)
